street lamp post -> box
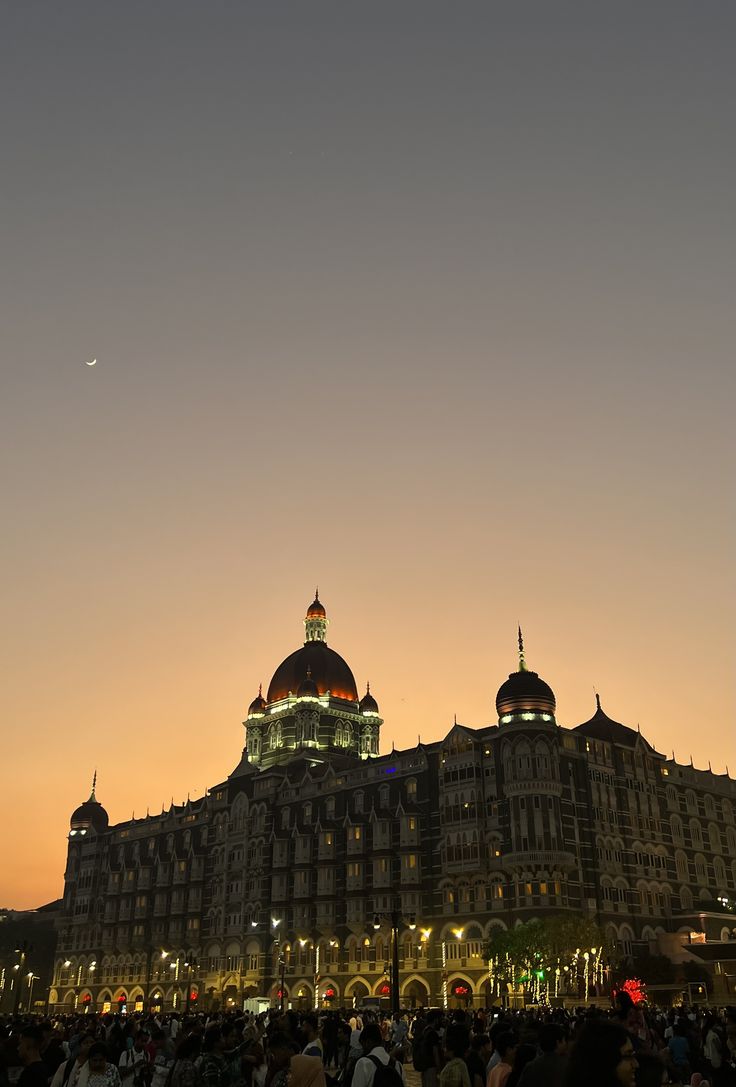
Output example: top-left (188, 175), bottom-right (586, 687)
top-left (28, 974), bottom-right (39, 1011)
top-left (13, 941), bottom-right (31, 1015)
top-left (374, 892), bottom-right (414, 1016)
top-left (184, 959), bottom-right (199, 1014)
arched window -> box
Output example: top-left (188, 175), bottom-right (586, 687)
top-left (713, 856), bottom-right (727, 889)
top-left (727, 827), bottom-right (736, 855)
top-left (378, 785), bottom-right (390, 809)
top-left (280, 808), bottom-right (290, 829)
top-left (704, 795), bottom-right (716, 817)
top-left (694, 854), bottom-right (707, 882)
top-left (708, 823), bottom-right (721, 853)
top-left (354, 791), bottom-right (364, 813)
top-left (690, 819), bottom-right (703, 848)
top-left (406, 779), bottom-right (417, 802)
top-left (722, 799), bottom-right (734, 825)
top-left (670, 815), bottom-right (684, 845)
top-left (325, 796), bottom-right (336, 819)
top-left (680, 886), bottom-right (693, 911)
top-left (675, 851), bottom-right (689, 881)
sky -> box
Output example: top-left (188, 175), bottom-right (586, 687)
top-left (1, 1), bottom-right (734, 909)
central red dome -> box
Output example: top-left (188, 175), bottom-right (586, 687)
top-left (266, 640), bottom-right (359, 703)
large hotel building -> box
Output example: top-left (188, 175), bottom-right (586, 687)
top-left (52, 596), bottom-right (736, 1012)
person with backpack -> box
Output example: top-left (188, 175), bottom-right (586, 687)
top-left (50, 1032), bottom-right (96, 1087)
top-left (350, 1025), bottom-right (404, 1087)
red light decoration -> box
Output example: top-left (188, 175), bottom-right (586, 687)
top-left (452, 982), bottom-right (470, 996)
top-left (190, 991), bottom-right (198, 1001)
top-left (379, 982), bottom-right (391, 995)
top-left (615, 978), bottom-right (647, 1005)
top-left (82, 994), bottom-right (91, 1004)
top-left (324, 987), bottom-right (336, 999)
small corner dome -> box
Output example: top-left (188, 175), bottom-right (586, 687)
top-left (360, 684), bottom-right (379, 716)
top-left (70, 799), bottom-right (109, 833)
top-left (247, 688), bottom-right (267, 717)
top-left (297, 670), bottom-right (319, 698)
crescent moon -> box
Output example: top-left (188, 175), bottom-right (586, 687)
top-left (85, 358), bottom-right (97, 366)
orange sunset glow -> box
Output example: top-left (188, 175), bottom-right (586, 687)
top-left (1, 3), bottom-right (734, 913)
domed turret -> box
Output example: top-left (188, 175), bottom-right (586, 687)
top-left (304, 590), bottom-right (329, 642)
top-left (70, 773), bottom-right (109, 835)
top-left (268, 594), bottom-right (359, 703)
top-left (297, 667), bottom-right (319, 699)
top-left (359, 682), bottom-right (379, 716)
top-left (495, 628), bottom-right (556, 722)
top-left (247, 684), bottom-right (267, 718)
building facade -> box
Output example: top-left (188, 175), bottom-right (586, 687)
top-left (52, 596), bottom-right (736, 1013)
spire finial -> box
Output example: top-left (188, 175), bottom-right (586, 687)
top-left (315, 586), bottom-right (319, 600)
top-left (89, 769), bottom-right (97, 802)
top-left (518, 626), bottom-right (527, 672)
top-left (366, 681), bottom-right (370, 693)
top-left (453, 713), bottom-right (457, 726)
top-left (258, 682), bottom-right (262, 697)
top-left (595, 692), bottom-right (601, 712)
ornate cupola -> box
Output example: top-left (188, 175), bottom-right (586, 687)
top-left (304, 590), bottom-right (328, 642)
top-left (495, 627), bottom-right (557, 724)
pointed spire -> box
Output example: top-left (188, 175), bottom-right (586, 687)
top-left (453, 713), bottom-right (457, 726)
top-left (315, 586), bottom-right (319, 600)
top-left (595, 693), bottom-right (601, 712)
top-left (518, 626), bottom-right (527, 672)
top-left (366, 681), bottom-right (371, 693)
top-left (89, 769), bottom-right (97, 802)
top-left (690, 754), bottom-right (694, 767)
top-left (258, 682), bottom-right (263, 697)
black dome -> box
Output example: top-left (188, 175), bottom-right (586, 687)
top-left (496, 670), bottom-right (556, 718)
top-left (70, 799), bottom-right (109, 832)
top-left (359, 683), bottom-right (379, 716)
top-left (267, 640), bottom-right (359, 703)
top-left (247, 687), bottom-right (267, 716)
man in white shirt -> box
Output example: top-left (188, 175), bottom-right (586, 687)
top-left (352, 1025), bottom-right (405, 1087)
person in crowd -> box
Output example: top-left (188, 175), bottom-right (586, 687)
top-left (634, 1054), bottom-right (670, 1087)
top-left (667, 1023), bottom-right (690, 1085)
top-left (169, 1034), bottom-right (201, 1087)
top-left (299, 1019), bottom-right (323, 1064)
top-left (388, 1016), bottom-right (408, 1064)
top-left (418, 1011), bottom-right (443, 1087)
top-left (18, 1026), bottom-right (53, 1087)
top-left (465, 1035), bottom-right (491, 1087)
top-left (351, 1023), bottom-right (405, 1087)
top-left (51, 1032), bottom-right (96, 1087)
top-left (516, 1023), bottom-right (568, 1087)
top-left (86, 1045), bottom-right (122, 1087)
top-left (263, 1034), bottom-right (298, 1087)
top-left (505, 1046), bottom-right (536, 1087)
top-left (118, 1032), bottom-right (150, 1087)
top-left (487, 1034), bottom-right (517, 1087)
top-left (565, 1020), bottom-right (639, 1087)
top-left (199, 1029), bottom-right (228, 1087)
top-left (439, 1024), bottom-right (470, 1087)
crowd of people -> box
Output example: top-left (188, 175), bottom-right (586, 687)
top-left (1, 998), bottom-right (736, 1087)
